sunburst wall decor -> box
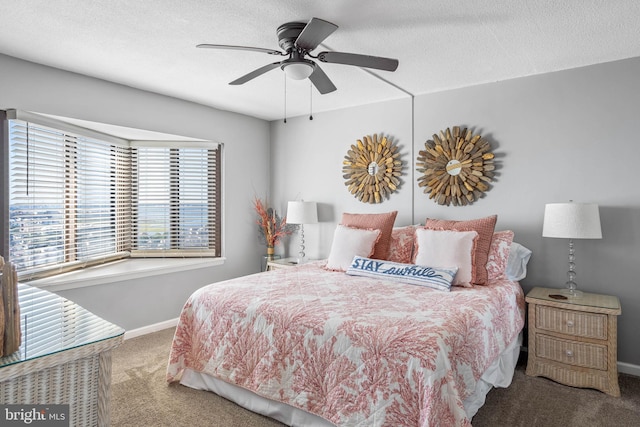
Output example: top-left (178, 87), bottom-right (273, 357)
top-left (343, 133), bottom-right (403, 204)
top-left (416, 126), bottom-right (495, 206)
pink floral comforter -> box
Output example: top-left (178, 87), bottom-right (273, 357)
top-left (167, 261), bottom-right (525, 426)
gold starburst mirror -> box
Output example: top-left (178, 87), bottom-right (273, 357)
top-left (343, 133), bottom-right (403, 204)
top-left (416, 126), bottom-right (495, 206)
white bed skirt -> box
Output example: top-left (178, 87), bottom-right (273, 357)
top-left (180, 333), bottom-right (523, 426)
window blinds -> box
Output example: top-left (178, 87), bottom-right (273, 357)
top-left (130, 143), bottom-right (220, 256)
top-left (9, 120), bottom-right (131, 279)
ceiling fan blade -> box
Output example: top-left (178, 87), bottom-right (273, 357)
top-left (295, 18), bottom-right (338, 51)
top-left (309, 65), bottom-right (337, 94)
top-left (229, 62), bottom-right (282, 85)
top-left (317, 51), bottom-right (399, 71)
top-left (197, 44), bottom-right (285, 56)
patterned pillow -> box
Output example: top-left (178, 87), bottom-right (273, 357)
top-left (486, 230), bottom-right (515, 281)
top-left (388, 225), bottom-right (416, 264)
top-left (326, 225), bottom-right (381, 271)
top-left (346, 256), bottom-right (457, 292)
top-left (341, 211), bottom-right (398, 260)
top-left (424, 215), bottom-right (497, 285)
top-left (413, 228), bottom-right (478, 287)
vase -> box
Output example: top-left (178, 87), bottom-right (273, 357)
top-left (261, 247), bottom-right (280, 272)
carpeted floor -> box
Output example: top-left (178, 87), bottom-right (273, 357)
top-left (111, 327), bottom-right (640, 426)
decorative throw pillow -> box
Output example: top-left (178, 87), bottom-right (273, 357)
top-left (414, 228), bottom-right (478, 287)
top-left (424, 215), bottom-right (497, 285)
top-left (486, 230), bottom-right (515, 281)
top-left (341, 211), bottom-right (398, 260)
top-left (346, 256), bottom-right (458, 292)
top-left (388, 225), bottom-right (416, 264)
top-left (325, 225), bottom-right (381, 271)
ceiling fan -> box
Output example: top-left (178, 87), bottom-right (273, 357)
top-left (197, 17), bottom-right (399, 94)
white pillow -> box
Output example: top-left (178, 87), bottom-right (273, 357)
top-left (326, 225), bottom-right (381, 271)
top-left (414, 228), bottom-right (478, 287)
top-left (506, 242), bottom-right (532, 281)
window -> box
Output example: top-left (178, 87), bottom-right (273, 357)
top-left (130, 143), bottom-right (221, 256)
top-left (3, 110), bottom-right (222, 281)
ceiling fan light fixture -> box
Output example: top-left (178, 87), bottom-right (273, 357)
top-left (199, 17), bottom-right (397, 95)
top-left (282, 61), bottom-right (314, 80)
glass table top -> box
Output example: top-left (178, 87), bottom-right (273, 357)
top-left (0, 283), bottom-right (124, 368)
top-left (526, 286), bottom-right (621, 313)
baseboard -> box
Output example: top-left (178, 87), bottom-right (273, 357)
top-left (124, 317), bottom-right (179, 340)
top-left (618, 361), bottom-right (640, 377)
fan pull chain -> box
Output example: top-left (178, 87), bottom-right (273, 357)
top-left (283, 74), bottom-right (287, 124)
top-left (309, 82), bottom-right (313, 120)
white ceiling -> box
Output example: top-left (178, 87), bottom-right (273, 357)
top-left (1, 1), bottom-right (639, 122)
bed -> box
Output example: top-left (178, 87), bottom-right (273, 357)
top-left (167, 216), bottom-right (529, 427)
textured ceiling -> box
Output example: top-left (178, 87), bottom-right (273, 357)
top-left (1, 0), bottom-right (639, 122)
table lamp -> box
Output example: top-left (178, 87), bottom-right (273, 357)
top-left (542, 202), bottom-right (602, 298)
top-left (286, 201), bottom-right (318, 264)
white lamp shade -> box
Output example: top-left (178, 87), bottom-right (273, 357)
top-left (542, 203), bottom-right (602, 239)
top-left (286, 201), bottom-right (318, 225)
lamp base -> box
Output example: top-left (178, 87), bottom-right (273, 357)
top-left (296, 224), bottom-right (307, 265)
top-left (562, 240), bottom-right (582, 298)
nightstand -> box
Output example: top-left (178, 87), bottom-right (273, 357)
top-left (1, 284), bottom-right (124, 425)
top-left (525, 287), bottom-right (621, 396)
top-left (266, 257), bottom-right (300, 271)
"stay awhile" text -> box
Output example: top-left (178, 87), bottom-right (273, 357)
top-left (350, 258), bottom-right (445, 279)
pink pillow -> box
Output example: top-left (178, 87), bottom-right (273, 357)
top-left (486, 230), bottom-right (515, 281)
top-left (414, 229), bottom-right (478, 287)
top-left (325, 225), bottom-right (381, 271)
top-left (424, 215), bottom-right (497, 285)
top-left (388, 226), bottom-right (416, 264)
top-left (341, 211), bottom-right (398, 260)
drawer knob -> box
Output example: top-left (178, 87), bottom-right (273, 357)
top-left (566, 350), bottom-right (574, 357)
top-left (566, 320), bottom-right (574, 327)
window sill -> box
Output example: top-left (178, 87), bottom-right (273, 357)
top-left (28, 257), bottom-right (226, 292)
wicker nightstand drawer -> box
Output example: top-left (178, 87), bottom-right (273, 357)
top-left (535, 334), bottom-right (607, 370)
top-left (536, 305), bottom-right (607, 339)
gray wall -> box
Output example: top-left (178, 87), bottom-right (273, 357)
top-left (0, 53), bottom-right (271, 330)
top-left (270, 57), bottom-right (640, 366)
